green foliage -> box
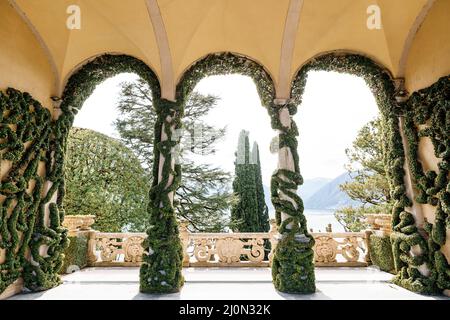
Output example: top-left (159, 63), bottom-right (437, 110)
top-left (115, 78), bottom-right (233, 232)
top-left (341, 118), bottom-right (391, 205)
top-left (334, 206), bottom-right (370, 232)
top-left (253, 143), bottom-right (270, 232)
top-left (335, 117), bottom-right (393, 231)
top-left (0, 88), bottom-right (68, 294)
top-left (390, 213), bottom-right (437, 294)
top-left (141, 52), bottom-right (279, 293)
top-left (61, 234), bottom-right (89, 274)
top-left (64, 128), bottom-right (149, 232)
top-left (398, 75), bottom-right (450, 294)
top-left (368, 234), bottom-right (395, 273)
top-left (4, 52), bottom-right (443, 297)
top-left (231, 131), bottom-right (269, 232)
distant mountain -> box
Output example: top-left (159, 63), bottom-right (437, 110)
top-left (263, 177), bottom-right (331, 217)
top-left (303, 172), bottom-right (362, 210)
top-left (299, 177), bottom-right (332, 201)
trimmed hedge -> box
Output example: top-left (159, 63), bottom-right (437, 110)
top-left (368, 234), bottom-right (395, 273)
top-left (61, 234), bottom-right (89, 274)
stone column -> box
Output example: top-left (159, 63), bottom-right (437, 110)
top-left (393, 78), bottom-right (430, 277)
top-left (394, 78), bottom-right (424, 228)
top-left (139, 98), bottom-right (185, 294)
top-left (270, 101), bottom-right (316, 293)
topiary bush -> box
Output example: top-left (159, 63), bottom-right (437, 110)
top-left (64, 127), bottom-right (150, 232)
top-left (368, 234), bottom-right (395, 273)
top-left (60, 233), bottom-right (89, 274)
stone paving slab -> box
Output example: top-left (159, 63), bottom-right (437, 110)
top-left (9, 267), bottom-right (448, 300)
top-left (61, 266), bottom-right (393, 283)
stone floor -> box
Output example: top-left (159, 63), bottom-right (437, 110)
top-left (9, 267), bottom-right (448, 300)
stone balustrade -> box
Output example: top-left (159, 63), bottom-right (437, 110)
top-left (365, 214), bottom-right (392, 236)
top-left (62, 215), bottom-right (96, 236)
top-left (87, 232), bottom-right (147, 267)
top-left (85, 219), bottom-right (371, 268)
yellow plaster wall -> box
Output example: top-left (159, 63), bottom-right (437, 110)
top-left (0, 1), bottom-right (55, 109)
top-left (15, 0), bottom-right (162, 91)
top-left (158, 0), bottom-right (289, 86)
top-left (404, 0), bottom-right (450, 93)
top-left (291, 0), bottom-right (397, 79)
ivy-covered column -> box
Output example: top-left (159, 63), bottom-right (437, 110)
top-left (393, 75), bottom-right (450, 295)
top-left (139, 98), bottom-right (184, 293)
top-left (390, 79), bottom-right (433, 291)
top-left (393, 78), bottom-right (425, 224)
top-left (270, 101), bottom-right (315, 293)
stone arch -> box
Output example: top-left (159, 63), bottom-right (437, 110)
top-left (289, 51), bottom-right (408, 227)
top-left (290, 51), bottom-right (395, 110)
top-left (267, 51), bottom-right (411, 294)
top-left (175, 52), bottom-right (276, 108)
top-left (139, 52), bottom-right (281, 294)
top-left (174, 52), bottom-right (318, 294)
top-left (55, 54), bottom-right (162, 290)
top-left (56, 53), bottom-right (161, 206)
top-left (286, 51), bottom-right (440, 293)
top-left (60, 54), bottom-right (161, 119)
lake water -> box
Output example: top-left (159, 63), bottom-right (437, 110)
top-left (304, 209), bottom-right (344, 232)
top-left (268, 208), bottom-right (344, 232)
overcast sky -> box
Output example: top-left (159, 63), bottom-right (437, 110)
top-left (74, 71), bottom-right (379, 186)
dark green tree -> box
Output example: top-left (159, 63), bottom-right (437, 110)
top-left (252, 142), bottom-right (270, 232)
top-left (335, 117), bottom-right (392, 231)
top-left (64, 127), bottom-right (149, 232)
top-left (115, 78), bottom-right (233, 232)
top-left (231, 130), bottom-right (269, 232)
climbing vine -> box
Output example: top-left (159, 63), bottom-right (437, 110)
top-left (0, 54), bottom-right (163, 295)
top-left (398, 75), bottom-right (450, 294)
top-left (2, 51), bottom-right (445, 297)
top-left (53, 54), bottom-right (183, 294)
top-left (278, 53), bottom-right (411, 293)
top-left (139, 96), bottom-right (185, 293)
top-left (0, 88), bottom-right (68, 293)
top-left (368, 234), bottom-right (395, 273)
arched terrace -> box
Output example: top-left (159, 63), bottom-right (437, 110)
top-left (0, 0), bottom-right (448, 301)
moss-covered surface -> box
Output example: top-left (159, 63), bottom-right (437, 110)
top-left (0, 88), bottom-right (69, 294)
top-left (392, 75), bottom-right (449, 295)
top-left (60, 233), bottom-right (89, 274)
top-left (368, 234), bottom-right (395, 273)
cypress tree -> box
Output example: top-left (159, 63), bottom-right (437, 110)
top-left (251, 142), bottom-right (270, 232)
top-left (231, 131), bottom-right (269, 232)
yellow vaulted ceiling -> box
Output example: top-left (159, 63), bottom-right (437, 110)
top-left (9, 0), bottom-right (444, 99)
